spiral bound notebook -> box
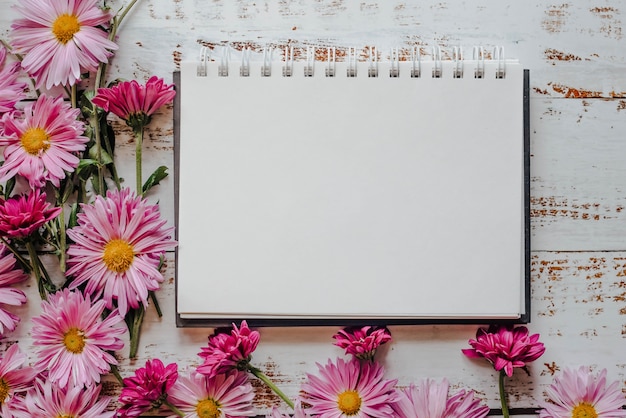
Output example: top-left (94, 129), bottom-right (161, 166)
top-left (174, 47), bottom-right (530, 327)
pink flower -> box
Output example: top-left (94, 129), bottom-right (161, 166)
top-left (267, 402), bottom-right (312, 418)
top-left (0, 344), bottom-right (37, 418)
top-left (0, 94), bottom-right (89, 188)
top-left (21, 378), bottom-right (115, 418)
top-left (31, 288), bottom-right (125, 389)
top-left (0, 45), bottom-right (26, 118)
top-left (0, 189), bottom-right (61, 240)
top-left (539, 367), bottom-right (626, 418)
top-left (10, 0), bottom-right (117, 89)
top-left (92, 76), bottom-right (176, 132)
top-left (168, 370), bottom-right (256, 418)
top-left (0, 245), bottom-right (29, 335)
top-left (333, 325), bottom-right (392, 360)
top-left (66, 187), bottom-right (176, 316)
top-left (462, 325), bottom-right (545, 377)
top-left (300, 357), bottom-right (399, 417)
top-left (117, 358), bottom-right (178, 418)
top-left (392, 379), bottom-right (489, 418)
top-left (197, 321), bottom-right (261, 378)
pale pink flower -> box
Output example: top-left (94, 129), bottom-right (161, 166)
top-left (10, 0), bottom-right (117, 89)
top-left (392, 379), bottom-right (489, 418)
top-left (0, 189), bottom-right (61, 240)
top-left (66, 187), bottom-right (176, 316)
top-left (168, 370), bottom-right (256, 418)
top-left (462, 325), bottom-right (545, 377)
top-left (117, 358), bottom-right (178, 418)
top-left (333, 325), bottom-right (392, 360)
top-left (0, 94), bottom-right (88, 188)
top-left (267, 402), bottom-right (312, 418)
top-left (31, 288), bottom-right (125, 389)
top-left (21, 378), bottom-right (115, 418)
top-left (0, 45), bottom-right (26, 119)
top-left (197, 321), bottom-right (261, 378)
top-left (0, 245), bottom-right (29, 335)
top-left (300, 357), bottom-right (398, 417)
top-left (539, 367), bottom-right (626, 418)
top-left (93, 76), bottom-right (176, 132)
top-left (0, 343), bottom-right (37, 418)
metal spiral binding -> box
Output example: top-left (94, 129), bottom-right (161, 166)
top-left (494, 46), bottom-right (506, 79)
top-left (283, 46), bottom-right (294, 77)
top-left (261, 47), bottom-right (273, 77)
top-left (347, 47), bottom-right (357, 77)
top-left (240, 47), bottom-right (251, 77)
top-left (411, 47), bottom-right (421, 78)
top-left (304, 46), bottom-right (315, 77)
top-left (368, 47), bottom-right (378, 77)
top-left (453, 46), bottom-right (463, 78)
top-left (218, 45), bottom-right (229, 77)
top-left (326, 47), bottom-right (336, 77)
top-left (389, 48), bottom-right (400, 77)
top-left (197, 46), bottom-right (209, 77)
top-left (473, 46), bottom-right (485, 79)
top-left (432, 46), bottom-right (442, 78)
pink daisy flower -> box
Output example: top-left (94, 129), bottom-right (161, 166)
top-left (462, 325), bottom-right (545, 377)
top-left (392, 379), bottom-right (489, 418)
top-left (118, 358), bottom-right (178, 418)
top-left (0, 343), bottom-right (37, 418)
top-left (21, 378), bottom-right (115, 418)
top-left (0, 189), bottom-right (61, 240)
top-left (0, 94), bottom-right (89, 188)
top-left (539, 366), bottom-right (626, 418)
top-left (197, 321), bottom-right (261, 378)
top-left (0, 44), bottom-right (26, 119)
top-left (267, 402), bottom-right (312, 418)
top-left (333, 326), bottom-right (392, 361)
top-left (168, 370), bottom-right (256, 418)
top-left (10, 0), bottom-right (117, 90)
top-left (31, 288), bottom-right (125, 389)
top-left (92, 76), bottom-right (176, 132)
top-left (66, 187), bottom-right (176, 316)
top-left (0, 245), bottom-right (29, 336)
top-left (300, 357), bottom-right (398, 417)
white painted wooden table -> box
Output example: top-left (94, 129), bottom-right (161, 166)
top-left (2, 0), bottom-right (625, 416)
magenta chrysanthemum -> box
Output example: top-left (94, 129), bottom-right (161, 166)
top-left (117, 358), bottom-right (179, 418)
top-left (0, 344), bottom-right (36, 418)
top-left (300, 357), bottom-right (398, 417)
top-left (197, 321), bottom-right (261, 378)
top-left (539, 367), bottom-right (626, 418)
top-left (0, 45), bottom-right (26, 118)
top-left (10, 0), bottom-right (117, 89)
top-left (66, 187), bottom-right (176, 316)
top-left (31, 288), bottom-right (125, 389)
top-left (392, 379), bottom-right (489, 418)
top-left (462, 325), bottom-right (545, 377)
top-left (168, 370), bottom-right (256, 418)
top-left (92, 76), bottom-right (176, 131)
top-left (0, 94), bottom-right (88, 188)
top-left (0, 189), bottom-right (61, 240)
top-left (21, 378), bottom-right (115, 418)
top-left (333, 326), bottom-right (392, 360)
top-left (0, 245), bottom-right (29, 335)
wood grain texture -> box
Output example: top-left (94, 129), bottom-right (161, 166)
top-left (2, 0), bottom-right (626, 415)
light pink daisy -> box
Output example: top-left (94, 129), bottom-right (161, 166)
top-left (0, 244), bottom-right (29, 336)
top-left (539, 366), bottom-right (626, 418)
top-left (168, 370), bottom-right (256, 418)
top-left (267, 401), bottom-right (312, 418)
top-left (0, 343), bottom-right (37, 418)
top-left (0, 44), bottom-right (26, 119)
top-left (392, 379), bottom-right (489, 418)
top-left (66, 187), bottom-right (176, 316)
top-left (31, 288), bottom-right (125, 389)
top-left (10, 0), bottom-right (117, 90)
top-left (0, 94), bottom-right (89, 188)
top-left (333, 326), bottom-right (392, 361)
top-left (300, 357), bottom-right (398, 417)
top-left (21, 378), bottom-right (115, 418)
top-left (117, 358), bottom-right (178, 418)
top-left (0, 189), bottom-right (61, 240)
top-left (92, 76), bottom-right (176, 132)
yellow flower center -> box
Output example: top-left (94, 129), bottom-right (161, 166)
top-left (102, 239), bottom-right (135, 273)
top-left (572, 403), bottom-right (598, 418)
top-left (0, 378), bottom-right (10, 404)
top-left (196, 398), bottom-right (220, 418)
top-left (63, 328), bottom-right (86, 354)
top-left (57, 415), bottom-right (74, 418)
top-left (20, 127), bottom-right (50, 155)
top-left (52, 14), bottom-right (80, 44)
top-left (337, 390), bottom-right (361, 415)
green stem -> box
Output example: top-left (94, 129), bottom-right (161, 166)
top-left (70, 84), bottom-right (77, 109)
top-left (110, 363), bottom-right (124, 385)
top-left (149, 290), bottom-right (162, 317)
top-left (128, 306), bottom-right (145, 358)
top-left (58, 208), bottom-right (67, 273)
top-left (0, 237), bottom-right (31, 273)
top-left (248, 365), bottom-right (295, 409)
top-left (162, 399), bottom-right (185, 417)
top-left (26, 241), bottom-right (54, 299)
top-left (115, 0), bottom-right (141, 30)
top-left (90, 111), bottom-right (105, 195)
top-left (135, 127), bottom-right (144, 195)
top-left (499, 370), bottom-right (509, 418)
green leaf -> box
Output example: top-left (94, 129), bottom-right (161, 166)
top-left (142, 166), bottom-right (169, 194)
top-left (68, 203), bottom-right (80, 229)
top-left (87, 145), bottom-right (113, 165)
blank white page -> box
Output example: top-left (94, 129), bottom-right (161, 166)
top-left (176, 57), bottom-right (527, 322)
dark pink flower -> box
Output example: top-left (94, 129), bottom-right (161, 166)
top-left (333, 325), bottom-right (392, 360)
top-left (117, 358), bottom-right (178, 418)
top-left (92, 76), bottom-right (175, 132)
top-left (197, 320), bottom-right (260, 378)
top-left (0, 189), bottom-right (61, 240)
top-left (462, 325), bottom-right (545, 377)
